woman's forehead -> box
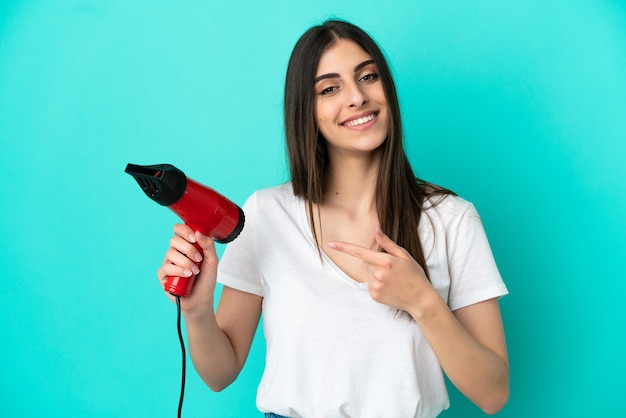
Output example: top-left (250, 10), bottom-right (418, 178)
top-left (316, 39), bottom-right (373, 76)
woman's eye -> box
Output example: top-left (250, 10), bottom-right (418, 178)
top-left (319, 85), bottom-right (338, 95)
top-left (360, 72), bottom-right (379, 82)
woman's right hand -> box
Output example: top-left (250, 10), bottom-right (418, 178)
top-left (157, 224), bottom-right (220, 317)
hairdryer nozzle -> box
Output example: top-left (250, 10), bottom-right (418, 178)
top-left (125, 163), bottom-right (187, 206)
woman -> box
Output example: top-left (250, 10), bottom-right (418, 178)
top-left (158, 20), bottom-right (509, 418)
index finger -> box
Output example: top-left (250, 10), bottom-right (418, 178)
top-left (173, 223), bottom-right (197, 243)
top-left (328, 241), bottom-right (385, 264)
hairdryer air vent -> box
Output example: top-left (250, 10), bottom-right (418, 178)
top-left (125, 163), bottom-right (187, 206)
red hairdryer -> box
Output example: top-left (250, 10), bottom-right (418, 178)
top-left (125, 163), bottom-right (245, 297)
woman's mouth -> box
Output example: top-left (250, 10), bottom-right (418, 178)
top-left (342, 112), bottom-right (378, 128)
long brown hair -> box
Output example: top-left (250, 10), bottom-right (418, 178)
top-left (284, 20), bottom-right (453, 277)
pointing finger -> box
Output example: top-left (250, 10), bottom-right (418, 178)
top-left (328, 240), bottom-right (385, 264)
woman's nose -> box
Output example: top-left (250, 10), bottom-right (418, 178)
top-left (346, 83), bottom-right (368, 108)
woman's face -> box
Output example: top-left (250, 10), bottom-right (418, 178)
top-left (314, 39), bottom-right (389, 158)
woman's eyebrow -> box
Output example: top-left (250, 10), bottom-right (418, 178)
top-left (354, 59), bottom-right (375, 72)
top-left (314, 59), bottom-right (376, 84)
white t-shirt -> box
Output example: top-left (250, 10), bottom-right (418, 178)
top-left (218, 183), bottom-right (508, 418)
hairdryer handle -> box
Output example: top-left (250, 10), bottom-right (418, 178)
top-left (164, 242), bottom-right (203, 297)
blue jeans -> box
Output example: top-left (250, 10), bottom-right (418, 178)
top-left (264, 414), bottom-right (290, 418)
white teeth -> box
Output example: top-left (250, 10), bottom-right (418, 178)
top-left (344, 113), bottom-right (376, 127)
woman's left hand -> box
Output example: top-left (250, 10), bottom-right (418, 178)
top-left (328, 227), bottom-right (433, 312)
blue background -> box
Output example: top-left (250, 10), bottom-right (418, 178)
top-left (1, 1), bottom-right (625, 417)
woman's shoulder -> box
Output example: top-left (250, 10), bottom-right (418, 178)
top-left (423, 193), bottom-right (481, 227)
top-left (244, 182), bottom-right (298, 210)
top-left (249, 182), bottom-right (294, 200)
top-left (424, 193), bottom-right (472, 213)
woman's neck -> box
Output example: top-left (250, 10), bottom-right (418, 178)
top-left (322, 151), bottom-right (381, 215)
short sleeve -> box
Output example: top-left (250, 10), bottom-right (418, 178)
top-left (446, 202), bottom-right (508, 311)
top-left (217, 192), bottom-right (265, 296)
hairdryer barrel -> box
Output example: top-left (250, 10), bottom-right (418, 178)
top-left (125, 163), bottom-right (245, 296)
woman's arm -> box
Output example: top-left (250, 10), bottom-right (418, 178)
top-left (328, 227), bottom-right (509, 414)
top-left (158, 225), bottom-right (262, 392)
top-left (184, 286), bottom-right (262, 392)
top-left (411, 295), bottom-right (509, 414)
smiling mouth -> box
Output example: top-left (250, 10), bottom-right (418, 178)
top-left (342, 112), bottom-right (377, 127)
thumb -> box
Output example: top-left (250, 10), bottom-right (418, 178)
top-left (194, 231), bottom-right (218, 267)
top-left (374, 227), bottom-right (407, 258)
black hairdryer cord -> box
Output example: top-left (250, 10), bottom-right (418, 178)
top-left (175, 296), bottom-right (186, 418)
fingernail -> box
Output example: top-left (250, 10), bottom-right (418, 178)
top-left (328, 242), bottom-right (337, 249)
top-left (191, 265), bottom-right (200, 275)
top-left (188, 234), bottom-right (197, 243)
top-left (194, 253), bottom-right (203, 262)
top-left (183, 269), bottom-right (193, 277)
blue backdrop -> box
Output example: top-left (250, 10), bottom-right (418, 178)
top-left (1, 1), bottom-right (625, 417)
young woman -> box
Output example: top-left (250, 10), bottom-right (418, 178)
top-left (158, 20), bottom-right (509, 418)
